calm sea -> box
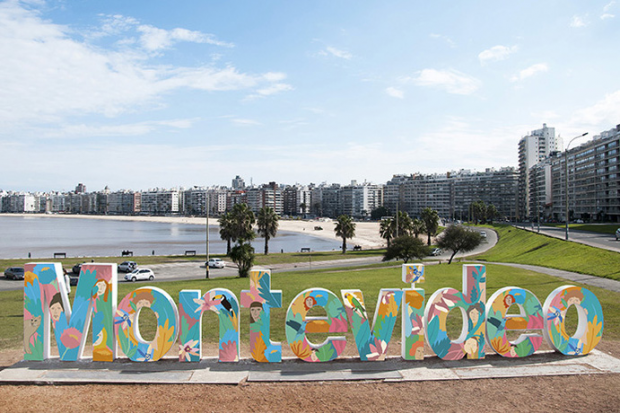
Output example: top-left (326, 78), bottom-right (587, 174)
top-left (0, 216), bottom-right (341, 259)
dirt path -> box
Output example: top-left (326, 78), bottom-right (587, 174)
top-left (1, 341), bottom-right (618, 412)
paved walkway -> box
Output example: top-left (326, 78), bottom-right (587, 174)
top-left (1, 350), bottom-right (619, 385)
top-left (478, 261), bottom-right (620, 293)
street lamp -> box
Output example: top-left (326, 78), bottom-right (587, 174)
top-left (206, 192), bottom-right (210, 279)
top-left (565, 132), bottom-right (589, 240)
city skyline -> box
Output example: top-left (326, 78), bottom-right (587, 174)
top-left (2, 1), bottom-right (619, 192)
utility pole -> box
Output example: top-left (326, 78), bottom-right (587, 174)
top-left (206, 192), bottom-right (210, 279)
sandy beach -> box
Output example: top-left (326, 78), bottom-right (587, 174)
top-left (1, 213), bottom-right (385, 250)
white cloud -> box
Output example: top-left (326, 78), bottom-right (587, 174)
top-left (231, 118), bottom-right (262, 126)
top-left (39, 119), bottom-right (195, 139)
top-left (403, 69), bottom-right (481, 95)
top-left (570, 15), bottom-right (588, 28)
top-left (568, 90), bottom-right (620, 128)
top-left (0, 3), bottom-right (288, 131)
top-left (385, 87), bottom-right (404, 99)
top-left (510, 63), bottom-right (549, 82)
top-left (137, 25), bottom-right (233, 52)
top-left (604, 1), bottom-right (616, 12)
top-left (429, 33), bottom-right (456, 48)
top-left (322, 46), bottom-right (352, 60)
top-left (601, 13), bottom-right (615, 19)
top-left (478, 45), bottom-right (518, 64)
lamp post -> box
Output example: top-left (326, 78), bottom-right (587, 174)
top-left (565, 132), bottom-right (589, 240)
top-left (206, 192), bottom-right (210, 279)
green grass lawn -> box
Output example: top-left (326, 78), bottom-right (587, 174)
top-left (475, 224), bottom-right (620, 281)
top-left (0, 249), bottom-right (386, 275)
top-left (2, 262), bottom-right (618, 352)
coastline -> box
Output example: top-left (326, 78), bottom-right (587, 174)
top-left (0, 213), bottom-right (385, 250)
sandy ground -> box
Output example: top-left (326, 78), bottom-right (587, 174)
top-left (1, 213), bottom-right (386, 249)
top-left (0, 341), bottom-right (618, 412)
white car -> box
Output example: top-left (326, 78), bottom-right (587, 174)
top-left (124, 268), bottom-right (155, 282)
top-left (207, 258), bottom-right (226, 268)
top-left (480, 231), bottom-right (487, 238)
top-left (616, 228), bottom-right (620, 241)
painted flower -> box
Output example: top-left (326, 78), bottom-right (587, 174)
top-left (136, 346), bottom-right (154, 362)
top-left (366, 339), bottom-right (388, 361)
top-left (114, 309), bottom-right (132, 331)
top-left (179, 339), bottom-right (200, 362)
top-left (60, 327), bottom-right (82, 349)
top-left (193, 291), bottom-right (223, 314)
top-left (220, 340), bottom-right (239, 362)
top-left (547, 306), bottom-right (563, 325)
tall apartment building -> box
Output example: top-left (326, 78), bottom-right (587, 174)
top-left (547, 124), bottom-right (620, 222)
top-left (518, 124), bottom-right (562, 218)
top-left (385, 168), bottom-right (518, 220)
top-left (140, 189), bottom-right (180, 214)
top-left (452, 168), bottom-right (519, 221)
top-left (231, 175), bottom-right (245, 190)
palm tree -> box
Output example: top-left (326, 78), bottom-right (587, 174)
top-left (412, 218), bottom-right (426, 238)
top-left (334, 214), bottom-right (356, 254)
top-left (396, 211), bottom-right (414, 237)
top-left (218, 212), bottom-right (234, 255)
top-left (257, 206), bottom-right (279, 255)
top-left (421, 207), bottom-right (440, 246)
top-left (379, 218), bottom-right (395, 248)
top-left (230, 203), bottom-right (256, 243)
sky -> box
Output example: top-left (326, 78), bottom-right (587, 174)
top-left (1, 0), bottom-right (620, 193)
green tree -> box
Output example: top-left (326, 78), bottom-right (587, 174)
top-left (257, 206), bottom-right (279, 255)
top-left (486, 204), bottom-right (499, 223)
top-left (421, 207), bottom-right (440, 246)
top-left (382, 235), bottom-right (429, 263)
top-left (228, 203), bottom-right (256, 277)
top-left (412, 218), bottom-right (426, 238)
top-left (334, 214), bottom-right (356, 254)
top-left (379, 218), bottom-right (395, 248)
top-left (230, 203), bottom-right (256, 243)
top-left (437, 225), bottom-right (483, 264)
top-left (371, 206), bottom-right (390, 220)
top-left (230, 242), bottom-right (255, 278)
top-left (218, 212), bottom-right (234, 255)
top-left (395, 211), bottom-right (414, 237)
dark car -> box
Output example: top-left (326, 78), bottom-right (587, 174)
top-left (4, 267), bottom-right (25, 280)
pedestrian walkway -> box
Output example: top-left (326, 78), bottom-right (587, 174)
top-left (481, 261), bottom-right (620, 293)
top-left (1, 350), bottom-right (618, 385)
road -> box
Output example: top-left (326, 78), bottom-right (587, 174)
top-left (514, 222), bottom-right (620, 253)
top-left (0, 227), bottom-right (498, 291)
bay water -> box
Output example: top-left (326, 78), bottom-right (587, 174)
top-left (0, 215), bottom-right (341, 259)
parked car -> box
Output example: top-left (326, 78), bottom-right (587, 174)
top-left (616, 228), bottom-right (620, 241)
top-left (124, 268), bottom-right (155, 282)
top-left (207, 258), bottom-right (226, 268)
top-left (4, 267), bottom-right (25, 280)
top-left (118, 261), bottom-right (137, 273)
top-left (430, 248), bottom-right (443, 256)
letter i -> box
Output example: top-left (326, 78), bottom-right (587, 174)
top-left (401, 264), bottom-right (426, 360)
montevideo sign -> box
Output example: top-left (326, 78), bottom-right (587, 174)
top-left (22, 263), bottom-right (604, 363)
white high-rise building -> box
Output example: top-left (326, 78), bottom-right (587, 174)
top-left (518, 124), bottom-right (562, 218)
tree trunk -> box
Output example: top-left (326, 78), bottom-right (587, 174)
top-left (227, 239), bottom-right (231, 256)
top-left (264, 237), bottom-right (269, 255)
top-left (427, 233), bottom-right (431, 246)
top-left (448, 250), bottom-right (457, 264)
top-left (342, 237), bottom-right (347, 254)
